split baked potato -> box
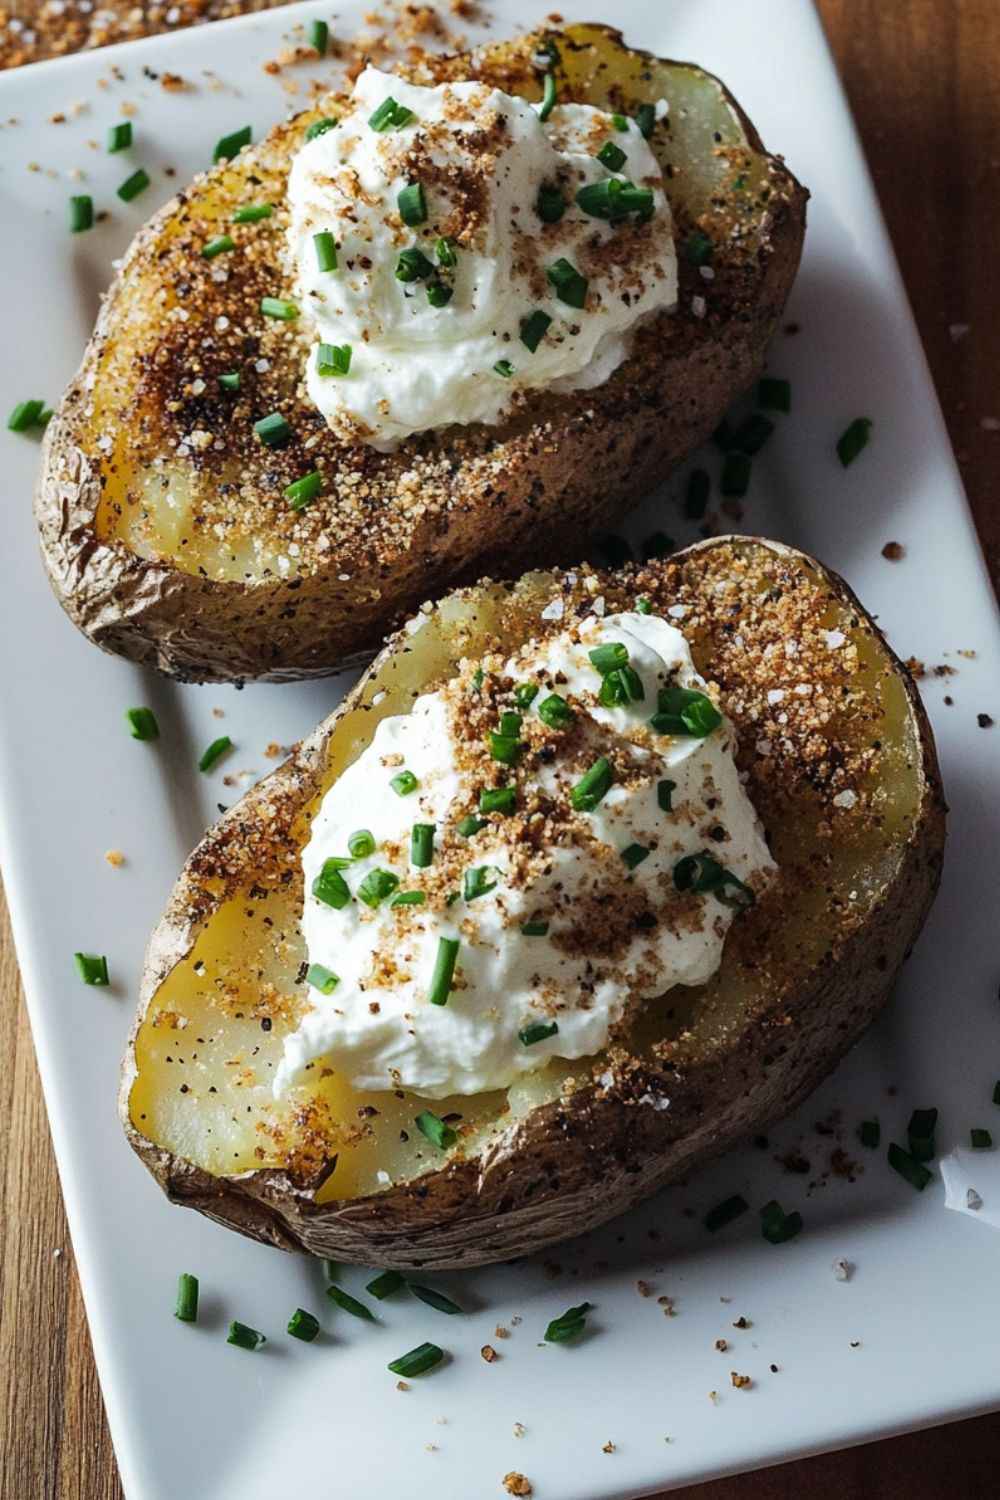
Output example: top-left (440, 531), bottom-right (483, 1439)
top-left (121, 537), bottom-right (945, 1269)
top-left (37, 24), bottom-right (807, 684)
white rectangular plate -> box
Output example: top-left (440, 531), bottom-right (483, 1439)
top-left (1, 3), bottom-right (998, 1497)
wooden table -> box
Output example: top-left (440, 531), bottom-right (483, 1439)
top-left (2, 2), bottom-right (998, 1495)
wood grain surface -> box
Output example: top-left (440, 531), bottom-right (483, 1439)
top-left (2, 2), bottom-right (999, 1496)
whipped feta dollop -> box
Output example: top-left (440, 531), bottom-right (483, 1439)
top-left (287, 66), bottom-right (677, 449)
top-left (278, 610), bottom-right (776, 1100)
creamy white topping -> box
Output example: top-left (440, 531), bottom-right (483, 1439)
top-left (278, 612), bottom-right (776, 1100)
top-left (287, 67), bottom-right (677, 450)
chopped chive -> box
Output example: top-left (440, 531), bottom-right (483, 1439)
top-left (682, 230), bottom-right (713, 266)
top-left (537, 693), bottom-right (573, 730)
top-left (731, 413), bottom-right (774, 456)
top-left (519, 1019), bottom-right (558, 1046)
top-left (596, 140), bottom-right (627, 172)
top-left (464, 865), bottom-right (500, 902)
top-left (536, 182), bottom-right (565, 223)
top-left (472, 667), bottom-right (485, 692)
top-left (105, 123), bottom-right (133, 159)
top-left (174, 1272), bottom-right (199, 1322)
top-left (435, 236), bottom-right (458, 267)
top-left (327, 1285), bottom-right (375, 1321)
top-left (837, 417), bottom-right (873, 467)
top-left (213, 125), bottom-right (251, 162)
top-left (305, 116), bottom-right (338, 141)
top-left (636, 596), bottom-right (652, 614)
top-left (348, 829), bottom-right (376, 859)
top-left (544, 1302), bottom-right (592, 1343)
top-left (254, 411), bottom-right (292, 447)
top-left (657, 779), bottom-right (676, 812)
top-left (218, 371), bottom-right (240, 391)
top-left (611, 112), bottom-right (629, 131)
top-left (397, 182), bottom-right (427, 226)
top-left (621, 843), bottom-right (650, 871)
top-left (388, 1342), bottom-right (444, 1377)
top-left (589, 641), bottom-right (629, 675)
top-left (227, 1320), bottom-right (265, 1350)
top-left (704, 1194), bottom-right (749, 1233)
top-left (493, 359), bottom-right (514, 378)
top-left (415, 1109), bottom-right (457, 1149)
top-left (390, 890), bottom-right (426, 907)
top-left (117, 168), bottom-right (150, 202)
top-left (480, 786), bottom-right (516, 814)
top-left (520, 921), bottom-right (549, 937)
top-left (651, 686), bottom-right (722, 737)
top-left (427, 937), bottom-right (460, 1006)
top-left (514, 682), bottom-right (540, 709)
top-left (308, 17), bottom-right (328, 53)
top-left (457, 815), bottom-right (486, 836)
top-left (635, 102), bottom-right (656, 138)
top-left (322, 1259), bottom-right (339, 1283)
top-left (198, 735), bottom-right (232, 772)
top-left (287, 1307), bottom-right (320, 1342)
top-left (201, 233), bottom-right (234, 260)
top-left (367, 1269), bottom-right (405, 1299)
top-left (233, 202), bottom-right (273, 223)
top-left (576, 178), bottom-right (652, 220)
top-left (74, 952), bottom-right (109, 986)
top-left (887, 1141), bottom-right (932, 1191)
top-left (488, 730), bottom-right (522, 765)
top-left (499, 711), bottom-right (522, 737)
top-left (758, 376), bottom-right (791, 413)
top-left (599, 667), bottom-right (643, 708)
top-left (8, 399), bottom-right (45, 431)
top-left (311, 859), bottom-right (351, 910)
top-left (858, 1118), bottom-right (880, 1149)
top-left (313, 230), bottom-right (338, 272)
top-left (411, 823), bottom-right (435, 868)
top-left (426, 280), bottom-right (453, 308)
top-left (316, 342), bottom-right (352, 377)
top-left (721, 450), bottom-right (752, 497)
top-left (760, 1200), bottom-right (803, 1244)
top-left (125, 706), bottom-right (159, 741)
top-left (396, 246), bottom-right (434, 282)
top-left (285, 470), bottom-right (323, 510)
top-left (907, 1107), bottom-right (938, 1163)
top-left (971, 1128), bottom-right (993, 1149)
top-left (537, 70), bottom-right (558, 122)
top-left (357, 868), bottom-right (399, 909)
top-left (391, 769), bottom-right (418, 797)
top-left (306, 963), bottom-right (338, 994)
top-left (685, 467), bottom-right (710, 519)
top-left (546, 256), bottom-right (588, 309)
top-left (520, 309), bottom-right (552, 352)
top-left (673, 851), bottom-right (754, 909)
top-left (368, 97), bottom-right (414, 132)
top-left (409, 1284), bottom-right (463, 1315)
top-left (570, 757), bottom-right (614, 812)
top-left (261, 295), bottom-right (298, 321)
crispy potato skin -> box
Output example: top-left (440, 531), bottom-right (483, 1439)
top-left (36, 27), bottom-right (807, 684)
top-left (120, 539), bottom-right (946, 1268)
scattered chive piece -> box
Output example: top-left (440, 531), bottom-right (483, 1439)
top-left (760, 1200), bottom-right (803, 1244)
top-left (409, 1284), bottom-right (462, 1315)
top-left (415, 1109), bottom-right (457, 1149)
top-left (545, 1302), bottom-right (592, 1343)
top-left (673, 851), bottom-right (754, 910)
top-left (731, 413), bottom-right (775, 455)
top-left (589, 641), bottom-right (629, 675)
top-left (427, 938), bottom-right (460, 1007)
top-left (758, 376), bottom-right (791, 413)
top-left (546, 257), bottom-right (588, 309)
top-left (520, 921), bottom-right (549, 937)
top-left (117, 168), bottom-right (150, 202)
top-left (704, 1194), bottom-right (749, 1233)
top-left (285, 470), bottom-right (323, 510)
top-left (858, 1118), bottom-right (880, 1149)
top-left (198, 735), bottom-right (232, 773)
top-left (426, 280), bottom-right (453, 308)
top-left (396, 246), bottom-right (434, 282)
top-left (174, 1272), bottom-right (199, 1322)
top-left (327, 1285), bottom-right (375, 1321)
top-left (721, 450), bottom-right (752, 497)
top-left (994, 1081), bottom-right (1000, 1107)
top-left (971, 1128), bottom-right (993, 1149)
top-left (907, 1107), bottom-right (938, 1163)
top-left (213, 125), bottom-right (251, 162)
top-left (520, 309), bottom-right (552, 352)
top-left (635, 102), bottom-right (656, 138)
top-left (306, 963), bottom-right (338, 995)
top-left (480, 786), bottom-right (516, 815)
top-left (397, 182), bottom-right (427, 226)
top-left (125, 706), bottom-right (159, 741)
top-left (311, 859), bottom-right (351, 910)
top-left (488, 730), bottom-right (522, 765)
top-left (472, 667), bottom-right (485, 692)
top-left (621, 843), bottom-right (650, 871)
top-left (457, 815), bottom-right (486, 837)
top-left (305, 116), bottom-right (338, 141)
top-left (493, 359), bottom-right (514, 378)
top-left (657, 779), bottom-right (676, 812)
top-left (8, 399), bottom-right (45, 431)
top-left (537, 70), bottom-right (558, 123)
top-left (682, 230), bottom-right (713, 266)
top-left (636, 596), bottom-right (652, 614)
top-left (887, 1141), bottom-right (932, 1191)
top-left (357, 868), bottom-right (400, 909)
top-left (260, 295), bottom-right (298, 321)
top-left (538, 693), bottom-right (573, 730)
top-left (611, 112), bottom-right (629, 131)
top-left (598, 667), bottom-right (643, 708)
top-left (435, 235), bottom-right (458, 267)
top-left (218, 371), bottom-right (240, 391)
top-left (571, 757), bottom-right (614, 812)
top-left (201, 234), bottom-right (234, 260)
top-left (519, 1019), bottom-right (558, 1046)
top-left (348, 829), bottom-right (376, 859)
top-left (316, 342), bottom-right (352, 377)
top-left (74, 952), bottom-right (109, 986)
top-left (685, 467), bottom-right (710, 519)
top-left (499, 711), bottom-right (522, 737)
top-left (411, 823), bottom-right (435, 868)
top-left (837, 417), bottom-right (873, 467)
top-left (227, 1320), bottom-right (265, 1351)
top-left (464, 865), bottom-right (500, 902)
top-left (390, 890), bottom-right (426, 907)
top-left (391, 769), bottom-right (418, 797)
top-left (388, 1342), bottom-right (444, 1377)
top-left (287, 1307), bottom-right (320, 1342)
top-left (308, 17), bottom-right (328, 53)
top-left (107, 120), bottom-right (132, 153)
top-left (536, 182), bottom-right (565, 223)
top-left (254, 411), bottom-right (292, 447)
top-left (367, 1269), bottom-right (406, 1299)
top-left (322, 1259), bottom-right (339, 1284)
top-left (233, 202), bottom-right (273, 223)
top-left (650, 686), bottom-right (722, 737)
top-left (313, 230), bottom-right (338, 272)
top-left (368, 96), bottom-right (414, 132)
top-left (514, 683), bottom-right (539, 709)
top-left (596, 139), bottom-right (627, 172)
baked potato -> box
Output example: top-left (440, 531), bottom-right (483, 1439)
top-left (120, 537), bottom-right (945, 1269)
top-left (37, 24), bottom-right (807, 684)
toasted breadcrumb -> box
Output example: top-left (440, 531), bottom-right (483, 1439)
top-left (481, 1344), bottom-right (498, 1362)
top-left (104, 848), bottom-right (125, 867)
top-left (730, 1371), bottom-right (752, 1389)
top-left (502, 1474), bottom-right (532, 1497)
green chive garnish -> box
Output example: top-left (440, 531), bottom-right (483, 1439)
top-left (174, 1272), bottom-right (199, 1322)
top-left (308, 17), bottom-right (328, 53)
top-left (366, 1270), bottom-right (405, 1299)
top-left (390, 890), bottom-right (426, 907)
top-left (348, 829), bottom-right (376, 859)
top-left (544, 1302), bottom-right (592, 1343)
top-left (721, 451), bottom-right (752, 497)
top-left (214, 125), bottom-right (251, 162)
top-left (464, 865), bottom-right (500, 902)
top-left (198, 735), bottom-right (232, 772)
top-left (396, 246), bottom-right (434, 282)
top-left (125, 706), bottom-right (159, 741)
top-left (537, 693), bottom-right (573, 730)
top-left (218, 371), bottom-right (240, 391)
top-left (657, 779), bottom-right (676, 812)
top-left (426, 280), bottom-right (453, 308)
top-left (758, 377), bottom-right (791, 413)
top-left (397, 182), bottom-right (426, 226)
top-left (435, 236), bottom-right (458, 267)
top-left (285, 470), bottom-right (323, 510)
top-left (117, 168), bottom-right (150, 202)
top-left (480, 786), bottom-right (516, 815)
top-left (457, 815), bottom-right (486, 836)
top-left (704, 1195), bottom-right (749, 1233)
top-left (8, 399), bottom-right (46, 431)
top-left (391, 769), bottom-right (418, 797)
top-left (596, 140), bottom-right (627, 172)
top-left (536, 183), bottom-right (565, 223)
top-left (306, 963), bottom-right (339, 994)
top-left (521, 921), bottom-right (549, 937)
top-left (305, 117), bottom-right (338, 141)
top-left (650, 686), bottom-right (722, 737)
top-left (520, 309), bottom-right (552, 352)
top-left (570, 757), bottom-right (614, 812)
top-left (322, 1260), bottom-right (339, 1284)
top-left (327, 1285), bottom-right (375, 1321)
top-left (907, 1107), bottom-right (938, 1163)
top-left (388, 1342), bottom-right (444, 1377)
top-left (472, 667), bottom-right (485, 692)
top-left (598, 667), bottom-right (644, 708)
top-left (287, 1307), bottom-right (320, 1342)
top-left (409, 1284), bottom-right (462, 1315)
top-left (107, 120), bottom-right (132, 153)
top-left (201, 234), bottom-right (234, 260)
top-left (731, 413), bottom-right (774, 456)
top-left (313, 230), bottom-right (337, 272)
top-left (357, 868), bottom-right (400, 909)
top-left (411, 823), bottom-right (435, 868)
top-left (636, 597), bottom-right (652, 614)
top-left (537, 70), bottom-right (558, 123)
top-left (368, 97), bottom-right (414, 132)
top-left (427, 937), bottom-right (460, 1007)
top-left (685, 467), bottom-right (710, 519)
top-left (519, 1019), bottom-right (558, 1046)
top-left (837, 417), bottom-right (873, 467)
top-left (493, 359), bottom-right (514, 378)
top-left (311, 859), bottom-right (351, 910)
top-left (74, 952), bottom-right (109, 986)
top-left (621, 843), bottom-right (650, 871)
top-left (887, 1141), bottom-right (932, 1191)
top-left (546, 257), bottom-right (588, 309)
top-left (858, 1118), bottom-right (880, 1149)
top-left (488, 729), bottom-right (522, 765)
top-left (588, 641), bottom-right (629, 675)
top-left (635, 103), bottom-right (656, 138)
top-left (683, 230), bottom-right (713, 266)
top-left (233, 202), bottom-right (273, 223)
top-left (415, 1109), bottom-right (457, 1149)
top-left (227, 1320), bottom-right (265, 1350)
top-left (576, 179), bottom-right (652, 220)
top-left (760, 1200), bottom-right (803, 1244)
top-left (316, 342), bottom-right (351, 376)
top-left (254, 411), bottom-right (292, 447)
top-left (971, 1128), bottom-right (993, 1149)
top-left (673, 851), bottom-right (754, 909)
top-left (514, 683), bottom-right (540, 709)
top-left (261, 296), bottom-right (298, 320)
top-left (611, 112), bottom-right (629, 131)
